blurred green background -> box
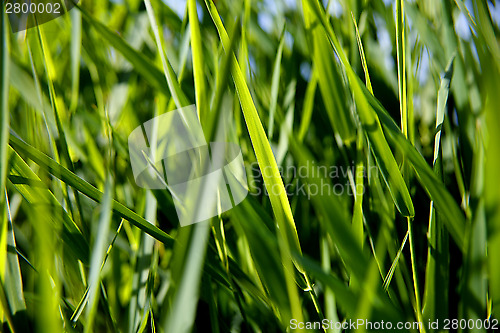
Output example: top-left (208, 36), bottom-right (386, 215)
top-left (1, 0), bottom-right (500, 332)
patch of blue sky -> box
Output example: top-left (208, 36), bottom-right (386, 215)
top-left (258, 13), bottom-right (274, 33)
top-left (373, 14), bottom-right (395, 71)
top-left (327, 0), bottom-right (343, 18)
top-left (488, 0), bottom-right (500, 27)
top-left (161, 0), bottom-right (203, 20)
top-left (258, 0), bottom-right (285, 33)
top-left (300, 62), bottom-right (311, 80)
top-left (416, 48), bottom-right (430, 85)
top-left (285, 31), bottom-right (294, 49)
top-left (455, 12), bottom-right (472, 40)
top-left (283, 0), bottom-right (297, 10)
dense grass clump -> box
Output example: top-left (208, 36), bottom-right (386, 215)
top-left (1, 0), bottom-right (500, 332)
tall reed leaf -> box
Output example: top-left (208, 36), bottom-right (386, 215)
top-left (304, 0), bottom-right (415, 218)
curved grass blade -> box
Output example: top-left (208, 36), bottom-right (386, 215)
top-left (8, 148), bottom-right (89, 264)
top-left (204, 0), bottom-right (305, 324)
top-left (0, 10), bottom-right (9, 328)
top-left (77, 6), bottom-right (172, 98)
top-left (422, 57), bottom-right (454, 322)
top-left (0, 7), bottom-right (9, 204)
top-left (163, 223), bottom-right (210, 333)
top-left (144, 0), bottom-right (190, 109)
top-left (85, 177), bottom-right (113, 333)
top-left (368, 91), bottom-right (466, 250)
top-left (268, 25), bottom-right (285, 139)
top-left (302, 0), bottom-right (355, 143)
top-left (484, 49), bottom-right (500, 319)
top-left (71, 219), bottom-right (123, 325)
top-left (3, 192), bottom-right (28, 332)
top-left (9, 133), bottom-right (174, 247)
top-left (297, 68), bottom-right (317, 142)
top-left (396, 0), bottom-right (407, 138)
top-left (188, 0), bottom-right (207, 119)
top-left (351, 12), bottom-right (372, 94)
top-left (304, 0), bottom-right (414, 217)
top-left (205, 0), bottom-right (303, 267)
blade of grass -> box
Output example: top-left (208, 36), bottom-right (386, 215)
top-left (205, 0), bottom-right (303, 270)
top-left (484, 46), bottom-right (500, 320)
top-left (204, 0), bottom-right (305, 325)
top-left (163, 222), bottom-right (210, 333)
top-left (144, 0), bottom-right (190, 109)
top-left (8, 147), bottom-right (89, 263)
top-left (32, 180), bottom-right (63, 331)
top-left (351, 11), bottom-right (372, 93)
top-left (231, 198), bottom-right (295, 324)
top-left (297, 67), bottom-right (317, 142)
top-left (71, 219), bottom-right (124, 326)
top-left (77, 5), bottom-right (172, 99)
top-left (9, 133), bottom-right (174, 246)
top-left (350, 11), bottom-right (371, 250)
top-left (369, 94), bottom-right (466, 251)
top-left (0, 3), bottom-right (9, 204)
top-left (3, 192), bottom-right (28, 332)
top-left (267, 25), bottom-right (285, 140)
top-left (396, 1), bottom-right (425, 330)
top-left (304, 0), bottom-right (414, 218)
top-left (396, 0), bottom-right (407, 138)
top-left (383, 230), bottom-right (409, 291)
top-left (35, 24), bottom-right (86, 228)
top-left (302, 0), bottom-right (355, 143)
top-left (70, 8), bottom-right (82, 113)
top-left (85, 177), bottom-right (113, 333)
top-left (188, 0), bottom-right (207, 120)
top-left (0, 8), bottom-right (9, 327)
top-left (422, 57), bottom-right (454, 323)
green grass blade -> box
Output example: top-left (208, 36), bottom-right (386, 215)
top-left (3, 192), bottom-right (28, 332)
top-left (205, 0), bottom-right (305, 324)
top-left (144, 0), bottom-right (190, 108)
top-left (188, 0), bottom-right (207, 119)
top-left (85, 177), bottom-right (113, 333)
top-left (0, 9), bottom-right (9, 328)
top-left (163, 223), bottom-right (210, 333)
top-left (8, 148), bottom-right (89, 264)
top-left (71, 220), bottom-right (123, 326)
top-left (396, 0), bottom-right (407, 138)
top-left (297, 68), bottom-right (317, 142)
top-left (70, 8), bottom-right (82, 112)
top-left (484, 49), bottom-right (500, 320)
top-left (351, 12), bottom-right (372, 93)
top-left (268, 25), bottom-right (285, 139)
top-left (205, 0), bottom-right (303, 266)
top-left (0, 4), bottom-right (9, 205)
top-left (304, 0), bottom-right (414, 217)
top-left (422, 57), bottom-right (454, 322)
top-left (9, 134), bottom-right (174, 246)
top-left (370, 94), bottom-right (466, 250)
top-left (78, 6), bottom-right (172, 98)
top-left (232, 199), bottom-right (294, 324)
top-left (302, 0), bottom-right (355, 143)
